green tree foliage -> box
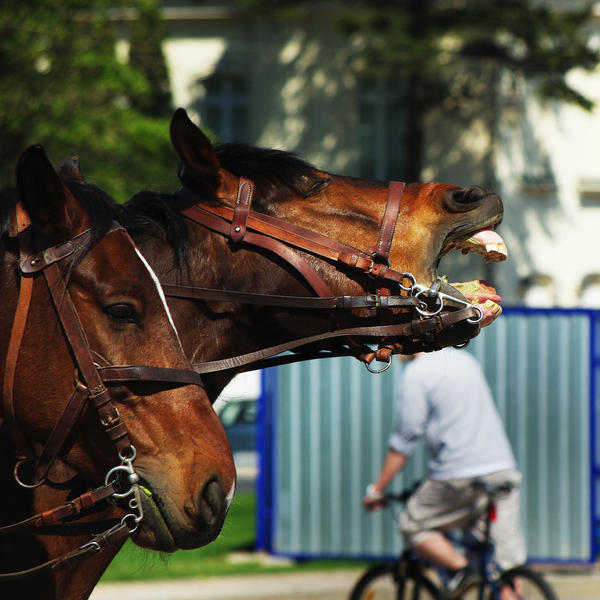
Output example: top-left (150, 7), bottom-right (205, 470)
top-left (0, 0), bottom-right (178, 200)
top-left (128, 0), bottom-right (173, 116)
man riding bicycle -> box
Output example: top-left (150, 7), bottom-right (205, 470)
top-left (363, 347), bottom-right (526, 596)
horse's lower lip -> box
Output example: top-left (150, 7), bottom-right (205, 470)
top-left (135, 484), bottom-right (178, 552)
top-left (439, 280), bottom-right (469, 303)
top-left (446, 279), bottom-right (503, 327)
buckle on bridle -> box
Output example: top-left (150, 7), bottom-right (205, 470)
top-left (365, 353), bottom-right (393, 374)
top-left (13, 458), bottom-right (45, 489)
top-left (367, 254), bottom-right (390, 279)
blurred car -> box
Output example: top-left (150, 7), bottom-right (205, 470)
top-left (214, 372), bottom-right (261, 462)
top-left (218, 398), bottom-right (257, 455)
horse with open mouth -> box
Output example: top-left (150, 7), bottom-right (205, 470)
top-left (0, 146), bottom-right (235, 599)
top-left (125, 108), bottom-right (508, 398)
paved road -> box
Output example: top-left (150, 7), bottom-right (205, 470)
top-left (91, 567), bottom-right (599, 600)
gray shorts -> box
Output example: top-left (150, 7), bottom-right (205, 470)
top-left (399, 469), bottom-right (526, 569)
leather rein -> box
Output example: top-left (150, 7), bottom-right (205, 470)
top-left (164, 178), bottom-right (483, 375)
top-left (0, 207), bottom-right (206, 580)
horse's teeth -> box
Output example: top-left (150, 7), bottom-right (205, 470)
top-left (484, 243), bottom-right (508, 261)
top-left (466, 236), bottom-right (483, 246)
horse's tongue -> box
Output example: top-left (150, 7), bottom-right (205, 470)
top-left (466, 229), bottom-right (508, 262)
top-left (469, 229), bottom-right (503, 245)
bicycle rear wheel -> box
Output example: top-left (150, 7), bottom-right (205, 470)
top-left (495, 566), bottom-right (558, 600)
top-left (457, 565), bottom-right (557, 600)
top-left (349, 563), bottom-right (439, 600)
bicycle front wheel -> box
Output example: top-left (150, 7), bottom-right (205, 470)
top-left (349, 563), bottom-right (439, 600)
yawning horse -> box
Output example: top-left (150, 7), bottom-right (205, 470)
top-left (0, 146), bottom-right (235, 599)
top-left (125, 108), bottom-right (507, 400)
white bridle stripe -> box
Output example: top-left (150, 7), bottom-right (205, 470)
top-left (134, 248), bottom-right (183, 350)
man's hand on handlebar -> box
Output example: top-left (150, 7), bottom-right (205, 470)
top-left (363, 484), bottom-right (388, 511)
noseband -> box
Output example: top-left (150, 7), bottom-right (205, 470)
top-left (1, 207), bottom-right (206, 580)
top-left (164, 178), bottom-right (482, 374)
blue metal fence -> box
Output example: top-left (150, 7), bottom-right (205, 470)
top-left (256, 308), bottom-right (600, 563)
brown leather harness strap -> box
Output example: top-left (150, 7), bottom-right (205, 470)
top-left (230, 176), bottom-right (253, 243)
top-left (161, 283), bottom-right (419, 310)
top-left (373, 181), bottom-right (404, 264)
top-left (370, 182), bottom-right (406, 363)
top-left (97, 365), bottom-right (206, 387)
top-left (181, 201), bottom-right (336, 297)
top-left (178, 180), bottom-right (416, 292)
top-left (40, 228), bottom-right (133, 454)
top-left (3, 260), bottom-right (33, 461)
top-left (26, 381), bottom-right (90, 486)
top-left (180, 190), bottom-right (389, 277)
top-left (8, 200), bottom-right (31, 237)
top-left (173, 177), bottom-right (481, 371)
top-left (190, 305), bottom-right (480, 374)
top-left (0, 482), bottom-right (118, 535)
top-left (0, 522), bottom-right (131, 581)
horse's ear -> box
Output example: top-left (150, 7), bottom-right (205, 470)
top-left (16, 145), bottom-right (74, 243)
top-left (57, 156), bottom-right (86, 182)
top-left (170, 108), bottom-right (222, 195)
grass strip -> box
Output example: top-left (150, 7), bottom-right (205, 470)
top-left (101, 491), bottom-right (366, 582)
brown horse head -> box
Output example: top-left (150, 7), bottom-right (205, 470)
top-left (0, 146), bottom-right (235, 588)
top-left (139, 109), bottom-right (505, 392)
top-left (170, 108), bottom-right (504, 306)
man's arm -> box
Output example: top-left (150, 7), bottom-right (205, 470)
top-left (363, 449), bottom-right (408, 511)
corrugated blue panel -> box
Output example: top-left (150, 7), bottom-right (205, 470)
top-left (261, 310), bottom-right (595, 562)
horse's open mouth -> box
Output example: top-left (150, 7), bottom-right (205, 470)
top-left (440, 226), bottom-right (508, 327)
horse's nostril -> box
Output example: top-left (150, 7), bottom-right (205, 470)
top-left (451, 189), bottom-right (467, 203)
top-left (456, 185), bottom-right (486, 204)
top-left (198, 479), bottom-right (225, 527)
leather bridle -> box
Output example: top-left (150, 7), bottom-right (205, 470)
top-left (0, 206), bottom-right (207, 580)
top-left (164, 178), bottom-right (483, 375)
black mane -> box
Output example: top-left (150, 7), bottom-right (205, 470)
top-left (215, 142), bottom-right (327, 205)
top-left (63, 179), bottom-right (119, 250)
top-left (127, 143), bottom-right (330, 264)
top-left (121, 190), bottom-right (191, 266)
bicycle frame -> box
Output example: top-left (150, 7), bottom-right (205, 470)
top-left (388, 482), bottom-right (516, 599)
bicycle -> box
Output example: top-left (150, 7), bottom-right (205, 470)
top-left (350, 481), bottom-right (558, 600)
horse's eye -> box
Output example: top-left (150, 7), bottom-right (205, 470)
top-left (104, 303), bottom-right (140, 324)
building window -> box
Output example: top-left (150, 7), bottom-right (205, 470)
top-left (519, 274), bottom-right (555, 307)
top-left (357, 78), bottom-right (406, 180)
top-left (194, 73), bottom-right (249, 143)
top-left (578, 274), bottom-right (600, 308)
